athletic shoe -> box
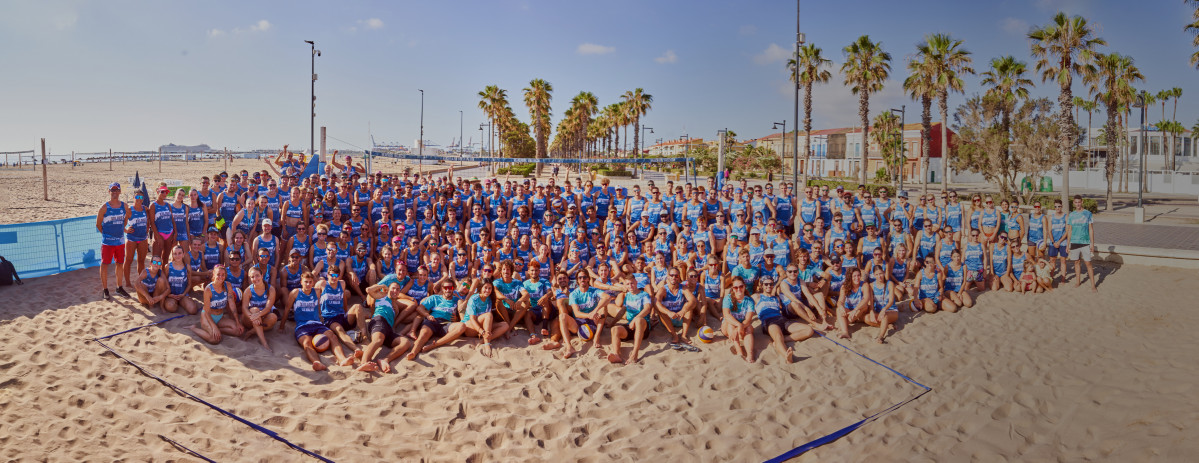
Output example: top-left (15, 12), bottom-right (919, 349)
top-left (102, 288), bottom-right (112, 301)
top-left (114, 287), bottom-right (131, 298)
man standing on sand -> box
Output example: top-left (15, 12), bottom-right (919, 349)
top-left (97, 182), bottom-right (131, 300)
top-left (1065, 195), bottom-right (1098, 292)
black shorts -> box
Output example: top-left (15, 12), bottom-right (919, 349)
top-left (760, 315), bottom-right (788, 335)
top-left (422, 319), bottom-right (449, 338)
top-left (323, 314), bottom-right (350, 331)
top-left (368, 315), bottom-right (397, 346)
top-left (528, 307), bottom-right (558, 325)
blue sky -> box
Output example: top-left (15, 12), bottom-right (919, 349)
top-left (2, 0), bottom-right (1196, 155)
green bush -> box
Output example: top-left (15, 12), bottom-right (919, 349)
top-left (497, 167), bottom-right (510, 175)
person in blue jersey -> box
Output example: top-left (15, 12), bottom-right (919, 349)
top-left (961, 228), bottom-right (989, 293)
top-left (97, 182), bottom-right (131, 300)
top-left (186, 236), bottom-right (213, 290)
top-left (1064, 195), bottom-right (1098, 292)
top-left (1025, 201), bottom-right (1050, 261)
top-left (462, 280), bottom-right (511, 358)
top-left (162, 245), bottom-right (198, 315)
top-left (886, 243), bottom-right (916, 311)
top-left (240, 266), bottom-right (279, 351)
top-left (405, 280), bottom-right (469, 362)
top-left (147, 184), bottom-right (178, 264)
top-left (942, 249), bottom-right (971, 312)
top-left (988, 233), bottom-right (1015, 292)
top-left (605, 273), bottom-right (653, 365)
top-left (752, 274), bottom-right (811, 363)
top-left (720, 276), bottom-right (757, 362)
top-left (316, 266), bottom-right (366, 354)
top-left (123, 191), bottom-right (151, 287)
top-left (655, 268), bottom-right (699, 350)
top-left (492, 260), bottom-right (532, 341)
top-left (863, 265), bottom-right (898, 344)
top-left (914, 255), bottom-right (945, 313)
top-left (834, 267), bottom-right (873, 340)
top-left (133, 256), bottom-right (169, 310)
top-left (188, 264), bottom-right (245, 345)
top-left (1046, 198), bottom-right (1070, 279)
top-left (568, 271), bottom-right (616, 355)
top-left (779, 259), bottom-right (831, 331)
top-left (285, 271), bottom-right (355, 371)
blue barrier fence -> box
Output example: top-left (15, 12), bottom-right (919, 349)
top-left (366, 150), bottom-right (692, 165)
top-left (0, 216), bottom-right (103, 280)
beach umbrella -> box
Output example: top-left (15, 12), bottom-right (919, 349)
top-left (132, 171), bottom-right (141, 188)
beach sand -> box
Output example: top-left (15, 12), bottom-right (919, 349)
top-left (2, 261), bottom-right (1197, 461)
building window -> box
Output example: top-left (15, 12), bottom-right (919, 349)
top-left (1150, 137), bottom-right (1160, 156)
top-left (1131, 136), bottom-right (1137, 155)
top-left (1185, 138), bottom-right (1192, 157)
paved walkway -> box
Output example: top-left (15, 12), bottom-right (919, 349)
top-left (1096, 222), bottom-right (1199, 251)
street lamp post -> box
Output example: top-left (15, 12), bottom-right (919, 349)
top-left (639, 127), bottom-right (653, 178)
top-left (891, 105), bottom-right (906, 195)
top-left (418, 90), bottom-right (424, 161)
top-left (459, 110), bottom-right (464, 157)
top-left (1135, 92), bottom-right (1146, 223)
top-left (793, 0), bottom-right (804, 204)
top-left (304, 40), bottom-right (320, 161)
top-left (773, 121), bottom-right (786, 183)
top-left (717, 129), bottom-right (727, 189)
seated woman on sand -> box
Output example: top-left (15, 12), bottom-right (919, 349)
top-left (752, 273), bottom-right (812, 363)
top-left (240, 265), bottom-right (278, 351)
top-left (462, 280), bottom-right (510, 357)
top-left (133, 257), bottom-right (168, 311)
top-left (914, 255), bottom-right (944, 313)
top-left (358, 282), bottom-right (416, 373)
top-left (863, 265), bottom-right (898, 344)
top-left (721, 276), bottom-right (756, 363)
top-left (189, 264), bottom-right (245, 344)
top-left (835, 267), bottom-right (872, 339)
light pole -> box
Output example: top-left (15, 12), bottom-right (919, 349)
top-left (304, 40), bottom-right (320, 160)
top-left (793, 0), bottom-right (804, 199)
top-left (459, 110), bottom-right (464, 157)
top-left (1134, 92), bottom-right (1146, 223)
top-left (479, 124), bottom-right (486, 156)
top-left (418, 89), bottom-right (424, 161)
top-left (891, 105), bottom-right (906, 194)
top-left (639, 127), bottom-right (653, 178)
top-left (773, 121), bottom-right (786, 183)
top-left (717, 129), bottom-right (728, 189)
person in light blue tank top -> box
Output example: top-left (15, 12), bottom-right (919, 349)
top-left (188, 265), bottom-right (245, 345)
top-left (941, 249), bottom-right (973, 312)
top-left (989, 233), bottom-right (1014, 292)
top-left (721, 276), bottom-right (757, 362)
top-left (241, 265), bottom-right (279, 351)
top-left (835, 267), bottom-right (872, 340)
top-left (915, 255), bottom-right (944, 313)
top-left (286, 271), bottom-right (353, 371)
top-left (752, 274), bottom-right (812, 363)
top-left (134, 256), bottom-right (167, 310)
top-left (865, 265), bottom-right (898, 343)
top-left (162, 245), bottom-right (198, 315)
top-left (98, 185), bottom-right (130, 300)
top-left (607, 274), bottom-right (653, 365)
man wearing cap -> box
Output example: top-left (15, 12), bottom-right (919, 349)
top-left (148, 183), bottom-right (177, 264)
top-left (251, 218), bottom-right (280, 270)
top-left (97, 182), bottom-right (131, 300)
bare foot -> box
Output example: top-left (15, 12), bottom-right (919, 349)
top-left (479, 343), bottom-right (493, 358)
top-left (678, 337), bottom-right (693, 345)
top-left (624, 355), bottom-right (639, 365)
top-left (784, 347), bottom-right (795, 364)
top-left (422, 345), bottom-right (436, 353)
top-left (542, 341), bottom-right (561, 350)
top-left (607, 353), bottom-right (623, 364)
top-left (528, 335), bottom-right (542, 345)
top-left (356, 361), bottom-right (378, 372)
top-left (540, 328), bottom-right (550, 337)
top-left (876, 337), bottom-right (885, 344)
top-left (338, 356), bottom-right (354, 367)
top-left (837, 332), bottom-right (850, 340)
top-left (312, 361), bottom-right (327, 371)
top-left (406, 350), bottom-right (419, 361)
top-left (729, 344), bottom-right (738, 355)
top-left (560, 348), bottom-right (576, 359)
top-left (378, 359), bottom-right (392, 373)
top-left (260, 343), bottom-right (273, 353)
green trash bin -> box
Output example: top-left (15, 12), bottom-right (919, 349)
top-left (1039, 176), bottom-right (1053, 192)
top-left (1021, 176), bottom-right (1034, 192)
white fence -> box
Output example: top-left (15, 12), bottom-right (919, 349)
top-left (1047, 169), bottom-right (1199, 196)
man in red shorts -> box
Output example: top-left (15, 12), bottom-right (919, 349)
top-left (96, 182), bottom-right (132, 300)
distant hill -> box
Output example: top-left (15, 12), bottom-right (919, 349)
top-left (159, 143), bottom-right (212, 153)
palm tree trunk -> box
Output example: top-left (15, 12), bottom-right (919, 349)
top-left (1057, 87), bottom-right (1073, 206)
top-left (1104, 115), bottom-right (1117, 211)
top-left (860, 92), bottom-right (871, 185)
top-left (920, 95), bottom-right (932, 196)
top-left (633, 117), bottom-right (641, 161)
top-left (802, 84), bottom-right (813, 188)
top-left (939, 90), bottom-right (950, 192)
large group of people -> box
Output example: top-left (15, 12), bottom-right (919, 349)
top-left (94, 147), bottom-right (1100, 371)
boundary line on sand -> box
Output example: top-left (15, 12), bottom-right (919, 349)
top-left (766, 331), bottom-right (933, 462)
top-left (91, 315), bottom-right (335, 463)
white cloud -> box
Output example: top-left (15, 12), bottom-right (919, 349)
top-left (753, 43), bottom-right (790, 65)
top-left (250, 20), bottom-right (271, 32)
top-left (739, 25), bottom-right (757, 36)
top-left (52, 9), bottom-right (78, 30)
top-left (577, 43), bottom-right (615, 55)
top-left (360, 18), bottom-right (384, 30)
top-left (208, 28), bottom-right (225, 37)
top-left (208, 19), bottom-right (273, 38)
top-left (1000, 17), bottom-right (1029, 36)
top-left (655, 50), bottom-right (678, 64)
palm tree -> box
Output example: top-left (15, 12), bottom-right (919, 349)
top-left (1085, 52), bottom-right (1142, 211)
top-left (918, 33), bottom-right (974, 192)
top-left (1029, 12), bottom-right (1106, 205)
top-left (1186, 1), bottom-right (1199, 68)
top-left (841, 35), bottom-right (892, 185)
top-left (622, 88), bottom-right (653, 161)
top-left (980, 55), bottom-right (1034, 199)
top-left (522, 79), bottom-right (553, 175)
top-left (570, 91), bottom-right (599, 157)
top-left (903, 54), bottom-right (936, 195)
top-left (871, 111), bottom-right (903, 186)
top-left (477, 85), bottom-right (503, 156)
top-left (790, 43), bottom-right (833, 187)
top-left (1079, 99), bottom-right (1098, 167)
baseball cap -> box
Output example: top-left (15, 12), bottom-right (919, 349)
top-left (109, 182), bottom-right (121, 190)
top-left (765, 250), bottom-right (776, 256)
top-left (157, 186), bottom-right (169, 192)
top-left (261, 218), bottom-right (272, 226)
top-left (392, 235), bottom-right (404, 243)
top-left (835, 185), bottom-right (844, 190)
top-left (356, 242), bottom-right (367, 250)
top-left (207, 226), bottom-right (219, 233)
top-left (897, 190), bottom-right (908, 198)
top-left (289, 248), bottom-right (301, 256)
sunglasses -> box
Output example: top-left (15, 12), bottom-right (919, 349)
top-left (732, 285), bottom-right (746, 289)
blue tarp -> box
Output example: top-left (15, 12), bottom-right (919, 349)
top-left (366, 150), bottom-right (691, 165)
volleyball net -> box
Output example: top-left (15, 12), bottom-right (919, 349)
top-left (1, 150), bottom-right (36, 170)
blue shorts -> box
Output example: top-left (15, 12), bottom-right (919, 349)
top-left (323, 314), bottom-right (350, 330)
top-left (295, 322), bottom-right (327, 342)
top-left (574, 317), bottom-right (597, 335)
top-left (1047, 244), bottom-right (1068, 257)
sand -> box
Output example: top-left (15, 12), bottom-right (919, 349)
top-left (1, 262), bottom-right (1198, 461)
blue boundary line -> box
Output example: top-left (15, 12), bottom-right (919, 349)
top-left (157, 434), bottom-right (217, 463)
top-left (91, 316), bottom-right (335, 463)
top-left (764, 331), bottom-right (933, 462)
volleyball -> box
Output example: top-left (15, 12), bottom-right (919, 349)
top-left (577, 323), bottom-right (595, 341)
top-left (311, 333), bottom-right (331, 353)
top-left (698, 326), bottom-right (717, 343)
